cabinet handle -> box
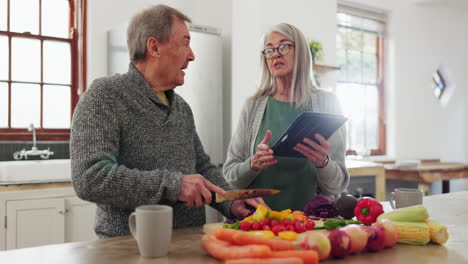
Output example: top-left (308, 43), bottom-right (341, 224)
top-left (59, 209), bottom-right (69, 214)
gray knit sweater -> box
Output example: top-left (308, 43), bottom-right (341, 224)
top-left (223, 92), bottom-right (350, 196)
top-left (70, 63), bottom-right (233, 238)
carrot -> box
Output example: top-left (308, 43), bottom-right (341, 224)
top-left (202, 234), bottom-right (272, 260)
top-left (271, 250), bottom-right (319, 264)
top-left (232, 231), bottom-right (295, 251)
top-left (225, 257), bottom-right (304, 264)
top-left (214, 228), bottom-right (241, 244)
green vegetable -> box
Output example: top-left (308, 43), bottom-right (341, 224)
top-left (314, 219), bottom-right (362, 230)
top-left (377, 205), bottom-right (429, 222)
top-left (223, 221), bottom-right (241, 230)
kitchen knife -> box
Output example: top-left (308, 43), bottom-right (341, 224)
top-left (215, 189), bottom-right (280, 203)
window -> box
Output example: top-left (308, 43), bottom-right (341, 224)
top-left (0, 0), bottom-right (86, 141)
top-left (336, 5), bottom-right (386, 155)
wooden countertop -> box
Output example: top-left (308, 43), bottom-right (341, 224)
top-left (0, 181), bottom-right (71, 192)
top-left (0, 191), bottom-right (467, 264)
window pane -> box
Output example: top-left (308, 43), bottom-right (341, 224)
top-left (363, 33), bottom-right (376, 54)
top-left (10, 0), bottom-right (39, 35)
top-left (336, 83), bottom-right (379, 152)
top-left (348, 30), bottom-right (362, 52)
top-left (0, 36), bottom-right (8, 80)
top-left (43, 41), bottom-right (71, 84)
top-left (0, 0), bottom-right (7, 31)
top-left (43, 85), bottom-right (70, 128)
top-left (365, 85), bottom-right (378, 149)
top-left (337, 49), bottom-right (346, 82)
top-left (363, 53), bottom-right (376, 84)
top-left (347, 50), bottom-right (361, 83)
top-left (11, 37), bottom-right (41, 82)
top-left (0, 82), bottom-right (7, 127)
top-left (336, 28), bottom-right (347, 50)
top-left (11, 83), bottom-right (40, 128)
top-left (42, 0), bottom-right (69, 38)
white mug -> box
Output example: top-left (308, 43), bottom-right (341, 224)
top-left (129, 205), bottom-right (173, 258)
top-left (390, 188), bottom-right (423, 209)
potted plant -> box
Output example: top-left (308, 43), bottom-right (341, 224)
top-left (309, 40), bottom-right (323, 64)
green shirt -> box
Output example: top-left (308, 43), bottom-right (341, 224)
top-left (251, 96), bottom-right (317, 211)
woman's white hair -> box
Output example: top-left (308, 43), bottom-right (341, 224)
top-left (253, 23), bottom-right (318, 108)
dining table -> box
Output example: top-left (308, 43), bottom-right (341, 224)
top-left (0, 191), bottom-right (467, 264)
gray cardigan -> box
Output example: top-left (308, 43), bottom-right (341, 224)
top-left (223, 90), bottom-right (349, 196)
top-left (71, 63), bottom-right (233, 238)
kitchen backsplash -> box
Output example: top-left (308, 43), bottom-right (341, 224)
top-left (0, 142), bottom-right (70, 161)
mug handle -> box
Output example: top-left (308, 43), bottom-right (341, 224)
top-left (129, 212), bottom-right (137, 238)
top-left (389, 192), bottom-right (396, 209)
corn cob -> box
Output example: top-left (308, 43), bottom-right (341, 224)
top-left (394, 221), bottom-right (430, 245)
top-left (377, 205), bottom-right (429, 222)
top-left (425, 220), bottom-right (449, 244)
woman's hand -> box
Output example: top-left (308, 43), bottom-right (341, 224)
top-left (293, 133), bottom-right (330, 168)
top-left (250, 130), bottom-right (278, 172)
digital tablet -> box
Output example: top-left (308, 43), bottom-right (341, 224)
top-left (271, 112), bottom-right (347, 158)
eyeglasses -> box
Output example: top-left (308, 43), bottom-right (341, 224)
top-left (262, 43), bottom-right (295, 59)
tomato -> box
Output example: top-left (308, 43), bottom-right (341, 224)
top-left (239, 221), bottom-right (251, 231)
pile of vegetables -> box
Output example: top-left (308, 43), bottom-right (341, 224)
top-left (206, 194), bottom-right (450, 263)
top-left (224, 205), bottom-right (316, 240)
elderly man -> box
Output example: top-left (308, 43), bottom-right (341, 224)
top-left (71, 4), bottom-right (263, 238)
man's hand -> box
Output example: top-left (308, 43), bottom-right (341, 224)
top-left (230, 198), bottom-right (270, 218)
top-left (178, 174), bottom-right (225, 208)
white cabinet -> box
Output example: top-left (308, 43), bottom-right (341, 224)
top-left (0, 187), bottom-right (97, 250)
top-left (6, 198), bottom-right (65, 249)
top-left (64, 196), bottom-right (96, 243)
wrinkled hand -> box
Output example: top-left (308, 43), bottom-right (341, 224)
top-left (250, 130), bottom-right (278, 172)
top-left (293, 133), bottom-right (330, 167)
top-left (230, 198), bottom-right (270, 218)
top-left (178, 174), bottom-right (225, 208)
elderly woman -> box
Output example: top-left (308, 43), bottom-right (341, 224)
top-left (223, 23), bottom-right (349, 211)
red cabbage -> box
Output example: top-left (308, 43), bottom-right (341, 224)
top-left (303, 194), bottom-right (338, 218)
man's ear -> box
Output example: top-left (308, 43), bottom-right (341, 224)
top-left (146, 37), bottom-right (160, 57)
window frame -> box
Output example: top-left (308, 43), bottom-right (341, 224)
top-left (0, 0), bottom-right (87, 141)
top-left (336, 23), bottom-right (386, 156)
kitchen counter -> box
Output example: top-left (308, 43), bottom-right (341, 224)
top-left (0, 181), bottom-right (71, 191)
top-left (346, 160), bottom-right (386, 201)
top-left (0, 191), bottom-right (467, 264)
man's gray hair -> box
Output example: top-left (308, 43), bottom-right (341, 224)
top-left (253, 23), bottom-right (318, 108)
top-left (127, 4), bottom-right (191, 62)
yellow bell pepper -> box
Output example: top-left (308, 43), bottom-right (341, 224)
top-left (248, 230), bottom-right (275, 239)
top-left (284, 213), bottom-right (295, 221)
top-left (267, 211), bottom-right (285, 220)
top-left (252, 204), bottom-right (269, 221)
top-left (281, 209), bottom-right (292, 215)
top-left (242, 215), bottom-right (255, 223)
top-left (278, 231), bottom-right (299, 241)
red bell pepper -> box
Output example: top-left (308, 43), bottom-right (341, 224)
top-left (353, 197), bottom-right (384, 225)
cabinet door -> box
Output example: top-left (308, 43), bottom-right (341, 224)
top-left (64, 196), bottom-right (97, 242)
top-left (6, 198), bottom-right (65, 249)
